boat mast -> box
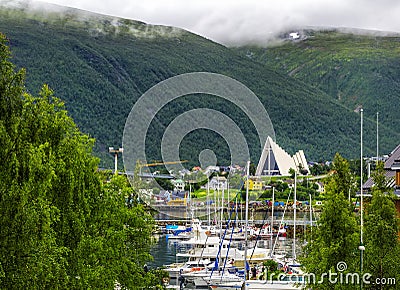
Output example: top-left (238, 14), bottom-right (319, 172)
top-left (309, 193), bottom-right (312, 238)
top-left (227, 177), bottom-right (230, 224)
top-left (218, 180), bottom-right (222, 242)
top-left (235, 196), bottom-right (238, 229)
top-left (268, 140), bottom-right (271, 176)
top-left (270, 187), bottom-right (275, 256)
top-left (244, 160), bottom-right (250, 287)
top-left (207, 179), bottom-right (210, 226)
top-left (220, 185), bottom-right (224, 234)
top-left (293, 170), bottom-right (297, 261)
top-left (214, 180), bottom-right (217, 225)
top-left (188, 181), bottom-right (191, 220)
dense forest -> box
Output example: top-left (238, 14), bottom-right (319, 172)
top-left (1, 4), bottom-right (398, 170)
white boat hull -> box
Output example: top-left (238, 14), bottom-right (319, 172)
top-left (208, 280), bottom-right (244, 289)
top-left (245, 280), bottom-right (303, 289)
top-left (205, 274), bottom-right (244, 289)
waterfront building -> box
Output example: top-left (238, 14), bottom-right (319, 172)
top-left (363, 143), bottom-right (400, 212)
top-left (244, 178), bottom-right (264, 191)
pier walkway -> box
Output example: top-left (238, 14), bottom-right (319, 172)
top-left (155, 219), bottom-right (315, 226)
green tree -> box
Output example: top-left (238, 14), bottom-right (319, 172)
top-left (275, 180), bottom-right (289, 193)
top-left (249, 162), bottom-right (256, 176)
top-left (289, 167), bottom-right (296, 179)
top-left (228, 173), bottom-right (244, 190)
top-left (0, 33), bottom-right (162, 289)
top-left (301, 153), bottom-right (359, 289)
top-left (310, 162), bottom-right (331, 176)
top-left (363, 162), bottom-right (400, 289)
top-left (94, 173), bottom-right (164, 289)
top-left (0, 33), bottom-right (70, 288)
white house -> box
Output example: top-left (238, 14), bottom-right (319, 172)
top-left (171, 179), bottom-right (185, 192)
top-left (206, 176), bottom-right (228, 190)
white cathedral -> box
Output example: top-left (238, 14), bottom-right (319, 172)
top-left (255, 136), bottom-right (309, 176)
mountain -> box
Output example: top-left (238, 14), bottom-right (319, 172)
top-left (0, 3), bottom-right (394, 168)
top-left (234, 28), bottom-right (400, 156)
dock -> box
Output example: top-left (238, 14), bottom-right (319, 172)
top-left (155, 219), bottom-right (315, 226)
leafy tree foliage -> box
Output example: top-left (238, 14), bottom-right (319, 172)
top-left (98, 173), bottom-right (164, 289)
top-left (0, 32), bottom-right (70, 288)
top-left (301, 153), bottom-right (359, 289)
top-left (288, 168), bottom-right (296, 179)
top-left (227, 173), bottom-right (244, 190)
top-left (363, 162), bottom-right (400, 289)
top-left (0, 33), bottom-right (162, 289)
top-left (309, 162), bottom-right (332, 176)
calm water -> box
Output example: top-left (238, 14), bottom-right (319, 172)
top-left (149, 234), bottom-right (192, 288)
top-left (149, 234), bottom-right (189, 268)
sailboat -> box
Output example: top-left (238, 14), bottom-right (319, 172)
top-left (164, 219), bottom-right (215, 279)
top-left (245, 170), bottom-right (305, 290)
top-left (187, 164), bottom-right (305, 290)
top-left (206, 161), bottom-right (252, 290)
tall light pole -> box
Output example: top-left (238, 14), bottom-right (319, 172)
top-left (359, 109), bottom-right (365, 289)
top-left (244, 160), bottom-right (250, 287)
top-left (376, 112), bottom-right (379, 163)
top-left (108, 147), bottom-right (123, 174)
top-left (293, 169), bottom-right (297, 261)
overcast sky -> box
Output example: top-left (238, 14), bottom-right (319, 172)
top-left (40, 0), bottom-right (400, 45)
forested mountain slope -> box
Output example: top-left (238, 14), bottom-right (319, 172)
top-left (235, 29), bottom-right (400, 158)
top-left (0, 4), bottom-right (390, 167)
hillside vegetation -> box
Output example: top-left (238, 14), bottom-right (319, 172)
top-left (0, 5), bottom-right (394, 168)
top-left (235, 29), bottom-right (400, 155)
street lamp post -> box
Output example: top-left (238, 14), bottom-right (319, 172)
top-left (359, 108), bottom-right (364, 290)
top-left (108, 147), bottom-right (123, 174)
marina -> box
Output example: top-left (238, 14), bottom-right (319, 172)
top-left (150, 165), bottom-right (315, 289)
top-left (150, 231), bottom-right (305, 289)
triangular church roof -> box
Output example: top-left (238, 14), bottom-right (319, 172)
top-left (293, 150), bottom-right (310, 173)
top-left (256, 137), bottom-right (294, 176)
top-left (255, 137), bottom-right (309, 176)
